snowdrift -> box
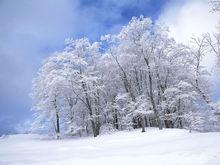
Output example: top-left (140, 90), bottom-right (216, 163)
top-left (0, 128), bottom-right (220, 165)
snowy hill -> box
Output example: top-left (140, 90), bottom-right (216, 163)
top-left (0, 128), bottom-right (220, 165)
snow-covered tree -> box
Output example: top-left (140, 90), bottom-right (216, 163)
top-left (31, 15), bottom-right (218, 138)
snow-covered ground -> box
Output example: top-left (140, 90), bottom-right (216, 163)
top-left (0, 128), bottom-right (220, 165)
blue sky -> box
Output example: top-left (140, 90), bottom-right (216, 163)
top-left (0, 0), bottom-right (218, 134)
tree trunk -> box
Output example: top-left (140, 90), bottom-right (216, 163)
top-left (53, 97), bottom-right (60, 139)
top-left (56, 111), bottom-right (60, 139)
top-left (82, 81), bottom-right (97, 137)
top-left (114, 109), bottom-right (119, 129)
top-left (141, 116), bottom-right (146, 132)
top-left (144, 57), bottom-right (163, 130)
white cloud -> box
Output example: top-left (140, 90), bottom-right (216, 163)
top-left (158, 0), bottom-right (219, 44)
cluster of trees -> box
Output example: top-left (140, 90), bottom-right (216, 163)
top-left (31, 14), bottom-right (220, 139)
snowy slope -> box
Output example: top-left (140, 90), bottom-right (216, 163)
top-left (0, 128), bottom-right (220, 165)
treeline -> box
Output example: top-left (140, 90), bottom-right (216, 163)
top-left (31, 16), bottom-right (220, 139)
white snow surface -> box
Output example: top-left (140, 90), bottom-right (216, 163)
top-left (0, 128), bottom-right (220, 165)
